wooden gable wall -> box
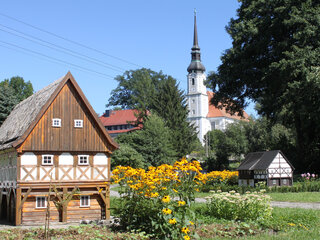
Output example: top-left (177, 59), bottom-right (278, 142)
top-left (19, 81), bottom-right (112, 153)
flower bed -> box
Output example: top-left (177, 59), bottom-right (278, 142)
top-left (112, 158), bottom-right (206, 239)
top-left (205, 190), bottom-right (272, 221)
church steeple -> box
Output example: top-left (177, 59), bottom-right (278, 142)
top-left (187, 10), bottom-right (206, 73)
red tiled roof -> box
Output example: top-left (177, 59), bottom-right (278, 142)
top-left (100, 109), bottom-right (139, 126)
top-left (107, 127), bottom-right (141, 134)
top-left (207, 91), bottom-right (250, 121)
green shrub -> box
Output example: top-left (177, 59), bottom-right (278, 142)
top-left (205, 190), bottom-right (272, 221)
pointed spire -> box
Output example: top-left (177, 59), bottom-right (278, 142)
top-left (187, 9), bottom-right (205, 73)
top-left (193, 9), bottom-right (199, 48)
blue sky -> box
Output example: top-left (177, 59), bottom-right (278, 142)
top-left (0, 1), bottom-right (256, 116)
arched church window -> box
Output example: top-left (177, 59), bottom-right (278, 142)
top-left (192, 78), bottom-right (195, 85)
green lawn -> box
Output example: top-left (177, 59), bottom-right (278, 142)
top-left (196, 207), bottom-right (320, 240)
top-left (268, 192), bottom-right (320, 202)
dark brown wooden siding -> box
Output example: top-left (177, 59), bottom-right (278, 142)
top-left (20, 82), bottom-right (111, 152)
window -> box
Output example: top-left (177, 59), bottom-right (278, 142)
top-left (42, 155), bottom-right (53, 165)
top-left (192, 99), bottom-right (195, 104)
top-left (192, 78), bottom-right (195, 85)
top-left (272, 179), bottom-right (277, 185)
top-left (211, 121), bottom-right (216, 130)
top-left (74, 119), bottom-right (83, 128)
top-left (80, 195), bottom-right (90, 207)
top-left (36, 196), bottom-right (46, 208)
top-left (107, 126), bottom-right (112, 130)
top-left (192, 110), bottom-right (195, 115)
top-left (282, 179), bottom-right (287, 185)
top-left (52, 118), bottom-right (61, 127)
top-left (78, 155), bottom-right (89, 165)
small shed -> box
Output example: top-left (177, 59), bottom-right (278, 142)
top-left (237, 150), bottom-right (294, 187)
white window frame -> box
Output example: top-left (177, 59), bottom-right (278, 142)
top-left (78, 155), bottom-right (89, 165)
top-left (36, 196), bottom-right (47, 209)
top-left (42, 155), bottom-right (53, 165)
top-left (80, 195), bottom-right (90, 207)
top-left (74, 119), bottom-right (83, 128)
top-left (52, 118), bottom-right (61, 127)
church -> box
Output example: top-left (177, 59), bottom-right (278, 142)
top-left (186, 12), bottom-right (249, 144)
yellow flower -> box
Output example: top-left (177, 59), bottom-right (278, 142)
top-left (181, 227), bottom-right (190, 234)
top-left (183, 235), bottom-right (190, 240)
top-left (150, 192), bottom-right (159, 198)
top-left (178, 201), bottom-right (186, 206)
top-left (162, 208), bottom-right (172, 215)
top-left (169, 218), bottom-right (177, 224)
top-left (162, 195), bottom-right (171, 203)
top-left (189, 221), bottom-right (194, 225)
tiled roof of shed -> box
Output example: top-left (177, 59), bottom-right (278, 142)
top-left (237, 150), bottom-right (294, 171)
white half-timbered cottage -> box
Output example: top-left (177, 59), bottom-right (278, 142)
top-left (0, 72), bottom-right (118, 225)
top-left (237, 150), bottom-right (294, 187)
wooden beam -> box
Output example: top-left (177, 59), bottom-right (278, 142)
top-left (15, 188), bottom-right (22, 226)
top-left (62, 187), bottom-right (67, 222)
top-left (96, 187), bottom-right (107, 204)
top-left (105, 185), bottom-right (110, 219)
top-left (18, 188), bottom-right (32, 211)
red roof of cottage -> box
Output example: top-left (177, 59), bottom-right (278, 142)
top-left (100, 109), bottom-right (139, 126)
top-left (207, 91), bottom-right (250, 121)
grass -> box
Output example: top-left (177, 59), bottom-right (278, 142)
top-left (1, 200), bottom-right (319, 239)
top-left (268, 192), bottom-right (320, 202)
top-left (194, 205), bottom-right (320, 240)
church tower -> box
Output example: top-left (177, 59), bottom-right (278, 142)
top-left (187, 10), bottom-right (211, 144)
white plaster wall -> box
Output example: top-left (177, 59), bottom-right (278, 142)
top-left (59, 153), bottom-right (73, 165)
top-left (76, 166), bottom-right (91, 180)
top-left (21, 152), bottom-right (37, 165)
top-left (268, 153), bottom-right (292, 178)
top-left (94, 153), bottom-right (108, 165)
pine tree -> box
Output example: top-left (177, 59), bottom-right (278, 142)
top-left (151, 77), bottom-right (197, 157)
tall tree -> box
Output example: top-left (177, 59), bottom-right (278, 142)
top-left (0, 84), bottom-right (19, 126)
top-left (207, 0), bottom-right (320, 171)
top-left (116, 114), bottom-right (177, 167)
top-left (151, 78), bottom-right (197, 157)
top-left (1, 76), bottom-right (33, 102)
top-left (108, 68), bottom-right (197, 156)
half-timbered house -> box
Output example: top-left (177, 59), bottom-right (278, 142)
top-left (237, 150), bottom-right (294, 187)
top-left (0, 72), bottom-right (118, 225)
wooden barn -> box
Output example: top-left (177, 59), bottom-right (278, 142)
top-left (0, 72), bottom-right (118, 225)
top-left (237, 150), bottom-right (294, 187)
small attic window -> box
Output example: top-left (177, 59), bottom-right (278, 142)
top-left (52, 118), bottom-right (61, 127)
top-left (74, 119), bottom-right (83, 128)
top-left (192, 78), bottom-right (195, 85)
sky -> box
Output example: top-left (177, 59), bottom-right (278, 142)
top-left (0, 1), bottom-right (256, 116)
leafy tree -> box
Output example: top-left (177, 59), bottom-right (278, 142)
top-left (207, 0), bottom-right (320, 171)
top-left (116, 114), bottom-right (177, 167)
top-left (0, 76), bottom-right (33, 102)
top-left (0, 76), bottom-right (33, 126)
top-left (0, 84), bottom-right (19, 126)
top-left (107, 68), bottom-right (164, 123)
top-left (151, 77), bottom-right (197, 157)
top-left (111, 143), bottom-right (145, 170)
